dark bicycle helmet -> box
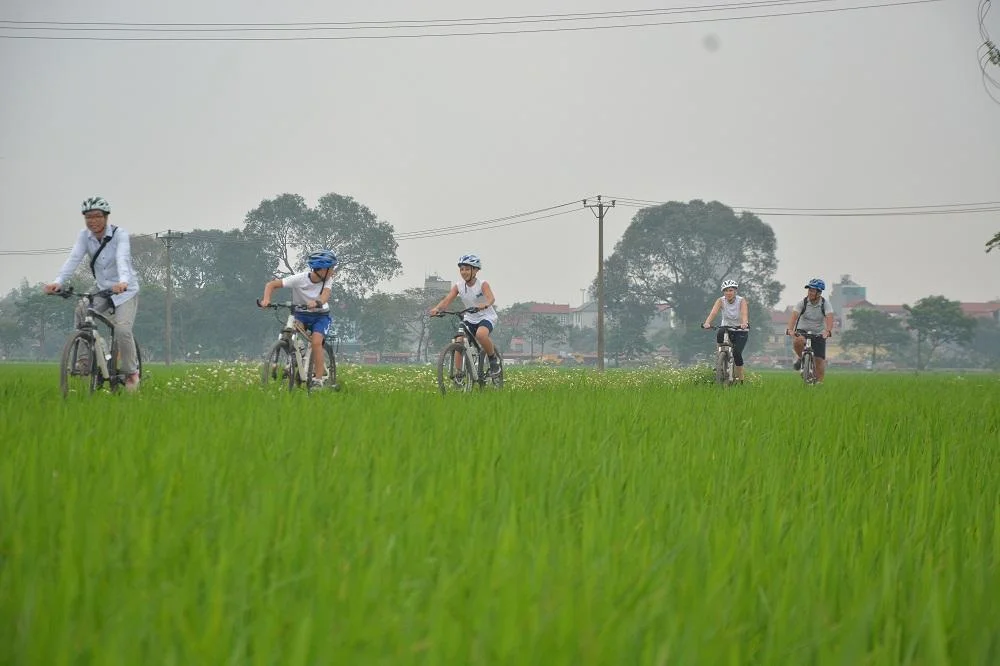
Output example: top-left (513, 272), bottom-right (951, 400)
top-left (307, 249), bottom-right (338, 270)
top-left (804, 278), bottom-right (826, 292)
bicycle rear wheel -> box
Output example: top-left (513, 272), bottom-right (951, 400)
top-left (487, 350), bottom-right (504, 389)
top-left (307, 342), bottom-right (339, 392)
top-left (437, 342), bottom-right (473, 395)
top-left (59, 332), bottom-right (98, 398)
top-left (262, 341), bottom-right (295, 390)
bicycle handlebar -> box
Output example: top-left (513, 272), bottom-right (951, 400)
top-left (256, 299), bottom-right (329, 314)
top-left (49, 286), bottom-right (115, 301)
top-left (701, 324), bottom-right (749, 331)
top-left (431, 307), bottom-right (478, 317)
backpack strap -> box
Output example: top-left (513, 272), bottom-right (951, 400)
top-left (799, 296), bottom-right (826, 317)
top-left (89, 225), bottom-right (117, 278)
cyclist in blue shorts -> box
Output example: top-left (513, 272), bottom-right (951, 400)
top-left (259, 250), bottom-right (337, 387)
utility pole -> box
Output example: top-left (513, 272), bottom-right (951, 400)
top-left (156, 230), bottom-right (185, 365)
top-left (583, 196), bottom-right (614, 371)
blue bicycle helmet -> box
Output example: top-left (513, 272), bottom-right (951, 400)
top-left (804, 278), bottom-right (826, 292)
top-left (457, 254), bottom-right (482, 269)
top-left (307, 249), bottom-right (338, 270)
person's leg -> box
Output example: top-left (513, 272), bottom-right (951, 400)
top-left (814, 336), bottom-right (828, 382)
top-left (110, 296), bottom-right (139, 376)
top-left (475, 323), bottom-right (499, 373)
top-left (733, 332), bottom-right (748, 382)
top-left (792, 334), bottom-right (805, 370)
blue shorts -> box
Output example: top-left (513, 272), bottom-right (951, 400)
top-left (294, 312), bottom-right (332, 338)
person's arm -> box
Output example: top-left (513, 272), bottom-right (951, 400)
top-left (430, 285), bottom-right (459, 315)
top-left (44, 231), bottom-right (87, 293)
top-left (259, 278), bottom-right (284, 307)
top-left (478, 281), bottom-right (496, 311)
top-left (786, 307), bottom-right (800, 336)
top-left (702, 298), bottom-right (721, 328)
top-left (740, 298), bottom-right (749, 328)
top-left (824, 311), bottom-right (834, 338)
top-left (112, 228), bottom-right (132, 294)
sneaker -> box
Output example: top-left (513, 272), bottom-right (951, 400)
top-left (453, 371), bottom-right (466, 385)
top-left (73, 357), bottom-right (91, 375)
top-left (793, 359), bottom-right (801, 371)
top-left (488, 356), bottom-right (501, 376)
top-left (125, 372), bottom-right (140, 392)
top-left (310, 377), bottom-right (326, 388)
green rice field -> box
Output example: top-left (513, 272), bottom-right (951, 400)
top-left (1, 364), bottom-right (998, 665)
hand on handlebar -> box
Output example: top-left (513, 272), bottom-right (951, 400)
top-left (257, 298), bottom-right (270, 308)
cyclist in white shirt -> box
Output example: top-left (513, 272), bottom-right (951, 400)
top-left (430, 253), bottom-right (501, 376)
top-left (701, 279), bottom-right (750, 383)
top-left (43, 196), bottom-right (141, 391)
top-left (259, 250), bottom-right (337, 387)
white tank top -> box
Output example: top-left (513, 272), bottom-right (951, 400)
top-left (718, 295), bottom-right (744, 327)
top-left (455, 277), bottom-right (498, 324)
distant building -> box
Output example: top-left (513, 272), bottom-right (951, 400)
top-left (423, 274), bottom-right (452, 297)
top-left (830, 274), bottom-right (866, 322)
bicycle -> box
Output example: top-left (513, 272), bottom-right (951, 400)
top-left (50, 287), bottom-right (143, 398)
top-left (703, 324), bottom-right (746, 386)
top-left (431, 308), bottom-right (504, 395)
top-left (794, 329), bottom-right (823, 385)
top-left (258, 300), bottom-right (339, 392)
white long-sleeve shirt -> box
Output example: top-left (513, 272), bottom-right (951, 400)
top-left (53, 225), bottom-right (140, 306)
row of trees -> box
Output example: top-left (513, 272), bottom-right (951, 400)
top-left (1, 195), bottom-right (996, 368)
top-left (840, 296), bottom-right (1000, 370)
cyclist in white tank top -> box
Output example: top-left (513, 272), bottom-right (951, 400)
top-left (430, 253), bottom-right (501, 376)
top-left (701, 279), bottom-right (751, 383)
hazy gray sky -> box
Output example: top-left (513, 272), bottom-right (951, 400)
top-left (2, 0), bottom-right (998, 311)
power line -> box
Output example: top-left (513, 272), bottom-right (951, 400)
top-left (0, 0), bottom-right (944, 41)
top-left (611, 196), bottom-right (1000, 216)
top-left (0, 0), bottom-right (846, 28)
top-left (0, 0), bottom-right (853, 33)
top-left (4, 193), bottom-right (997, 256)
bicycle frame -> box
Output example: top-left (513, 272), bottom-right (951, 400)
top-left (459, 319), bottom-right (490, 380)
top-left (707, 325), bottom-right (744, 386)
top-left (276, 312), bottom-right (316, 383)
top-left (59, 288), bottom-right (118, 382)
top-left (795, 330), bottom-right (820, 384)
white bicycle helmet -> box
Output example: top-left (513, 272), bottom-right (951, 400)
top-left (81, 196), bottom-right (111, 214)
top-left (458, 254), bottom-right (482, 269)
top-left (720, 279), bottom-right (739, 291)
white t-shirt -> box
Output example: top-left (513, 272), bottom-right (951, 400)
top-left (282, 271), bottom-right (334, 306)
top-left (455, 277), bottom-right (498, 325)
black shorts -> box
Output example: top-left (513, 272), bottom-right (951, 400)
top-left (717, 328), bottom-right (749, 366)
top-left (795, 330), bottom-right (827, 359)
top-left (459, 320), bottom-right (493, 339)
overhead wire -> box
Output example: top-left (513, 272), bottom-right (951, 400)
top-left (0, 0), bottom-right (944, 41)
top-left (3, 193), bottom-right (999, 257)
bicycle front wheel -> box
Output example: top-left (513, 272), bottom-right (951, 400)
top-left (801, 353), bottom-right (816, 385)
top-left (262, 341), bottom-right (295, 390)
top-left (437, 342), bottom-right (473, 395)
top-left (59, 332), bottom-right (98, 398)
top-left (715, 350), bottom-right (731, 386)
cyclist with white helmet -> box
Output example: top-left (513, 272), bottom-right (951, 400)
top-left (259, 249), bottom-right (338, 387)
top-left (430, 253), bottom-right (501, 377)
top-left (701, 279), bottom-right (750, 383)
top-left (44, 196), bottom-right (142, 391)
top-left (786, 278), bottom-right (835, 382)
